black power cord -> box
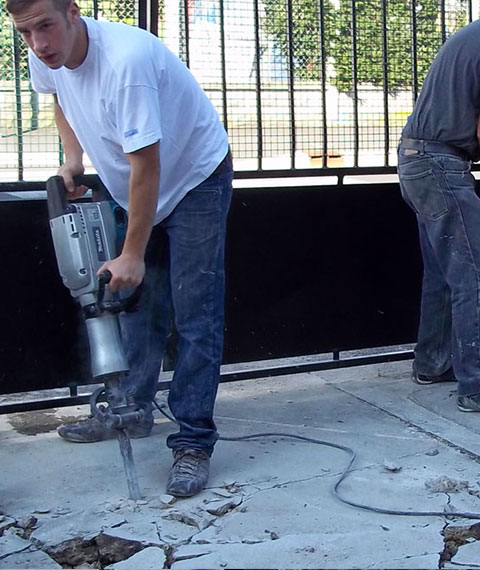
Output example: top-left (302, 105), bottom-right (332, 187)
top-left (153, 399), bottom-right (480, 520)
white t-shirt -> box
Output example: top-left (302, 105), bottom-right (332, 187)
top-left (28, 17), bottom-right (229, 224)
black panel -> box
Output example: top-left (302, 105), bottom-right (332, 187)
top-left (0, 181), bottom-right (422, 395)
top-left (0, 200), bottom-right (92, 394)
top-left (223, 183), bottom-right (422, 362)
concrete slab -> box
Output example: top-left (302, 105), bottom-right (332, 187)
top-left (1, 359), bottom-right (480, 569)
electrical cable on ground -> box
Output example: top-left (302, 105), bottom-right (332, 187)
top-left (153, 398), bottom-right (480, 520)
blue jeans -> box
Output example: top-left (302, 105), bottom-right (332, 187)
top-left (120, 154), bottom-right (233, 452)
top-left (398, 140), bottom-right (480, 396)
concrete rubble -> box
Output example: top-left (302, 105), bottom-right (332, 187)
top-left (1, 360), bottom-right (480, 569)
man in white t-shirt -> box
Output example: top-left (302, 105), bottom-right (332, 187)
top-left (8, 0), bottom-right (233, 498)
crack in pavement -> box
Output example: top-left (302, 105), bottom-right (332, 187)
top-left (439, 521), bottom-right (480, 568)
top-left (332, 384), bottom-right (480, 465)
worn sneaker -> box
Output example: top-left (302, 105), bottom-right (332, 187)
top-left (457, 393), bottom-right (480, 412)
top-left (57, 412), bottom-right (154, 443)
top-left (412, 365), bottom-right (457, 385)
top-left (166, 449), bottom-right (210, 498)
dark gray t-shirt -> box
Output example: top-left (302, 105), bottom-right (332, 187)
top-left (402, 19), bottom-right (480, 161)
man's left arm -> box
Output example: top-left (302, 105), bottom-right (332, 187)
top-left (98, 141), bottom-right (160, 291)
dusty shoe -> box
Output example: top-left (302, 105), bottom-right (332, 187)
top-left (57, 412), bottom-right (154, 443)
top-left (166, 449), bottom-right (210, 497)
top-left (412, 365), bottom-right (457, 385)
top-left (457, 393), bottom-right (480, 412)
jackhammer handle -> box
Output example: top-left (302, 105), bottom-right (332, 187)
top-left (46, 175), bottom-right (110, 220)
top-left (46, 175), bottom-right (75, 219)
top-left (73, 175), bottom-right (110, 202)
top-left (98, 270), bottom-right (143, 313)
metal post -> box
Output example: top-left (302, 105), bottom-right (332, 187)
top-left (351, 0), bottom-right (359, 167)
top-left (12, 28), bottom-right (23, 181)
top-left (440, 0), bottom-right (446, 44)
top-left (286, 0), bottom-right (296, 169)
top-left (410, 0), bottom-right (419, 104)
top-left (219, 0), bottom-right (228, 130)
top-left (253, 0), bottom-right (264, 170)
top-left (381, 0), bottom-right (390, 167)
top-left (318, 0), bottom-right (328, 168)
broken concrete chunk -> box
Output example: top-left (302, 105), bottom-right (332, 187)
top-left (212, 489), bottom-right (235, 499)
top-left (206, 497), bottom-right (243, 517)
top-left (382, 459), bottom-right (402, 472)
top-left (104, 546), bottom-right (166, 569)
top-left (0, 515), bottom-right (17, 535)
top-left (0, 530), bottom-right (32, 558)
top-left (425, 476), bottom-right (469, 493)
top-left (0, 548), bottom-right (62, 568)
top-left (159, 494), bottom-right (176, 505)
top-left (166, 512), bottom-right (200, 528)
top-left (33, 507), bottom-right (51, 514)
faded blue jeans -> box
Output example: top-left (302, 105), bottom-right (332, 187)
top-left (398, 138), bottom-right (480, 397)
top-left (120, 153), bottom-right (233, 453)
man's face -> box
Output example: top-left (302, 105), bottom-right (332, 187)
top-left (11, 0), bottom-right (80, 69)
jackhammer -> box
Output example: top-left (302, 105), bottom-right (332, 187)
top-left (46, 175), bottom-right (144, 500)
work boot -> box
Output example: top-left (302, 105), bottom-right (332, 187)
top-left (166, 449), bottom-right (210, 498)
top-left (412, 365), bottom-right (457, 385)
top-left (457, 393), bottom-right (480, 412)
top-left (57, 411), bottom-right (154, 443)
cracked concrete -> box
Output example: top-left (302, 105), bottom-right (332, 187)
top-left (1, 360), bottom-right (480, 569)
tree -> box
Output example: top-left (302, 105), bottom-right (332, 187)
top-left (262, 0), bottom-right (336, 81)
top-left (331, 0), bottom-right (442, 94)
top-left (261, 0), bottom-right (468, 93)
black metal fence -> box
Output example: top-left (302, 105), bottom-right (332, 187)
top-left (0, 0), bottom-right (474, 180)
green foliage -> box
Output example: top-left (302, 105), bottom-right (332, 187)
top-left (77, 0), bottom-right (137, 24)
top-left (262, 0), bottom-right (468, 93)
top-left (0, 4), bottom-right (13, 81)
top-left (331, 0), bottom-right (441, 94)
top-left (263, 0), bottom-right (336, 81)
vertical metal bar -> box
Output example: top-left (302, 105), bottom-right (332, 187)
top-left (58, 134), bottom-right (64, 167)
top-left (351, 0), bottom-right (359, 167)
top-left (219, 0), bottom-right (228, 130)
top-left (93, 0), bottom-right (99, 20)
top-left (150, 0), bottom-right (159, 35)
top-left (467, 0), bottom-right (473, 23)
top-left (138, 0), bottom-right (147, 29)
top-left (440, 0), bottom-right (446, 44)
top-left (12, 29), bottom-right (24, 181)
top-left (381, 0), bottom-right (390, 166)
top-left (286, 0), bottom-right (296, 169)
top-left (253, 0), bottom-right (264, 170)
top-left (318, 0), bottom-right (328, 168)
top-left (183, 0), bottom-right (190, 68)
top-left (410, 0), bottom-right (419, 105)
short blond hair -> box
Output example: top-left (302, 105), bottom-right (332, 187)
top-left (6, 0), bottom-right (71, 15)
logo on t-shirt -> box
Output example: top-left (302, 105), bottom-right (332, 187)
top-left (124, 128), bottom-right (139, 138)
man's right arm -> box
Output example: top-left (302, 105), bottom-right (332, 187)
top-left (54, 95), bottom-right (88, 198)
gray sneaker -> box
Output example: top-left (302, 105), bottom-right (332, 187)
top-left (57, 412), bottom-right (154, 443)
top-left (412, 365), bottom-right (457, 385)
top-left (166, 449), bottom-right (210, 497)
top-left (457, 393), bottom-right (480, 412)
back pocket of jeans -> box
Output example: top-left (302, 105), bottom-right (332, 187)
top-left (399, 166), bottom-right (448, 220)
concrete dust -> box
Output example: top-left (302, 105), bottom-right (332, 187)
top-left (425, 476), bottom-right (470, 494)
top-left (7, 411), bottom-right (61, 436)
